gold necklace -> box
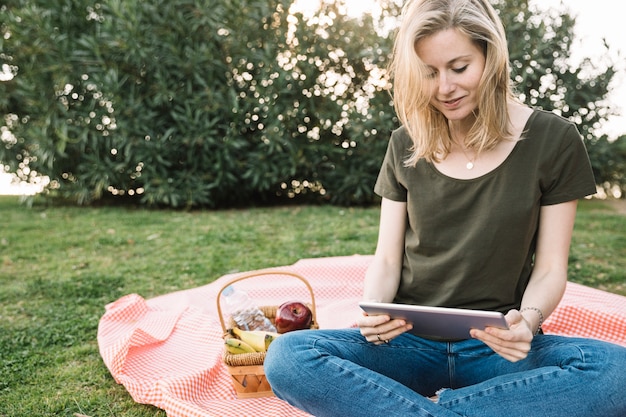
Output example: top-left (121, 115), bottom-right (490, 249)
top-left (458, 146), bottom-right (476, 170)
top-left (450, 131), bottom-right (477, 169)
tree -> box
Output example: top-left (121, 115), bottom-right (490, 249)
top-left (1, 0), bottom-right (398, 207)
top-left (497, 0), bottom-right (624, 196)
top-left (586, 135), bottom-right (626, 198)
top-left (497, 0), bottom-right (618, 142)
top-left (0, 0), bottom-right (622, 207)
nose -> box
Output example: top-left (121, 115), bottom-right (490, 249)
top-left (438, 73), bottom-right (456, 96)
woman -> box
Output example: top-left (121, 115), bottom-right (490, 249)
top-left (264, 0), bottom-right (626, 415)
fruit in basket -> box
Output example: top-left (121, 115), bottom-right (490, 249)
top-left (224, 337), bottom-right (256, 354)
top-left (275, 301), bottom-right (313, 333)
top-left (230, 327), bottom-right (281, 352)
top-left (263, 332), bottom-right (280, 351)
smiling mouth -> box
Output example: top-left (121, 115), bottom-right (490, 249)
top-left (443, 97), bottom-right (462, 104)
top-left (442, 97), bottom-right (463, 107)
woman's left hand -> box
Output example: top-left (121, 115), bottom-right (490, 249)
top-left (470, 310), bottom-right (534, 362)
top-left (357, 312), bottom-right (413, 345)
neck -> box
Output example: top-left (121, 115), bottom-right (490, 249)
top-left (447, 116), bottom-right (477, 147)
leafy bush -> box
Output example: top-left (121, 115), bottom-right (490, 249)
top-left (587, 135), bottom-right (626, 198)
top-left (0, 0), bottom-right (622, 207)
top-left (0, 0), bottom-right (398, 207)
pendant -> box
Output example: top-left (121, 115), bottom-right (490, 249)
top-left (466, 162), bottom-right (474, 170)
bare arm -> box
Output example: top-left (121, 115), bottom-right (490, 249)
top-left (362, 197), bottom-right (407, 302)
top-left (518, 200), bottom-right (577, 330)
top-left (359, 198), bottom-right (413, 343)
top-left (473, 200), bottom-right (578, 361)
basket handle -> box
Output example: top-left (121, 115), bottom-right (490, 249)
top-left (216, 270), bottom-right (317, 333)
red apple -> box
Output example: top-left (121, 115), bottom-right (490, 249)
top-left (275, 301), bottom-right (313, 333)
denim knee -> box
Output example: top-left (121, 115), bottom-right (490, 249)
top-left (263, 331), bottom-right (302, 392)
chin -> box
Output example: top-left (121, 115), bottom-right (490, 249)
top-left (439, 107), bottom-right (477, 124)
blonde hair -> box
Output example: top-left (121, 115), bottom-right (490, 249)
top-left (390, 0), bottom-right (516, 166)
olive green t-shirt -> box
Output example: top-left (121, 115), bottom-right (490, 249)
top-left (374, 110), bottom-right (597, 313)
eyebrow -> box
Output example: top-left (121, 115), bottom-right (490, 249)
top-left (423, 54), bottom-right (473, 70)
top-left (446, 55), bottom-right (473, 65)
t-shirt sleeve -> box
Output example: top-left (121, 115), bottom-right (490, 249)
top-left (540, 124), bottom-right (597, 205)
top-left (373, 132), bottom-right (408, 202)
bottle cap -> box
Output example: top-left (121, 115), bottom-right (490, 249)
top-left (222, 285), bottom-right (234, 297)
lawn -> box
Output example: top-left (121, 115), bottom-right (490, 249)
top-left (0, 196), bottom-right (624, 416)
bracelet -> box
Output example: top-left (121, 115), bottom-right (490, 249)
top-left (520, 307), bottom-right (544, 335)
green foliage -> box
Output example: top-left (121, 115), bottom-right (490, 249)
top-left (0, 0), bottom-right (623, 207)
top-left (497, 0), bottom-right (625, 196)
top-left (0, 0), bottom-right (397, 207)
top-left (498, 0), bottom-right (616, 140)
top-left (586, 135), bottom-right (626, 197)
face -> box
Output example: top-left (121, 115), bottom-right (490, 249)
top-left (415, 28), bottom-right (486, 127)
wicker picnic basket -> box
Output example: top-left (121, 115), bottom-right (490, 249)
top-left (217, 270), bottom-right (318, 398)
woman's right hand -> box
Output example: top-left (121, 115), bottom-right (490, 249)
top-left (357, 312), bottom-right (413, 345)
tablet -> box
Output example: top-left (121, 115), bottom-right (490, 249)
top-left (359, 301), bottom-right (508, 340)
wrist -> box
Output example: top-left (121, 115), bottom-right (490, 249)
top-left (520, 307), bottom-right (544, 335)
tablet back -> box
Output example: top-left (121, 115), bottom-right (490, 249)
top-left (359, 301), bottom-right (508, 341)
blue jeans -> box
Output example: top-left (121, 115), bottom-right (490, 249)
top-left (264, 329), bottom-right (626, 417)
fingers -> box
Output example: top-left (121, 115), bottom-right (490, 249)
top-left (358, 314), bottom-right (412, 345)
top-left (473, 328), bottom-right (531, 362)
top-left (471, 313), bottom-right (534, 362)
top-left (357, 312), bottom-right (392, 329)
top-left (375, 333), bottom-right (390, 345)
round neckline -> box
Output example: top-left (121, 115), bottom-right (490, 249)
top-left (428, 110), bottom-right (537, 182)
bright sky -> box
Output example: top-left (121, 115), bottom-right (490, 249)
top-left (1, 0), bottom-right (624, 195)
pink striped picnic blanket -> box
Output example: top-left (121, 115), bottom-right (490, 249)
top-left (97, 255), bottom-right (626, 417)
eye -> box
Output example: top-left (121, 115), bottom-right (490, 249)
top-left (452, 65), bottom-right (468, 73)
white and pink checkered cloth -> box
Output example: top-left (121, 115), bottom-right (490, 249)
top-left (97, 255), bottom-right (626, 417)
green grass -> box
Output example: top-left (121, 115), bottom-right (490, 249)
top-left (568, 199), bottom-right (626, 294)
top-left (0, 196), bottom-right (624, 416)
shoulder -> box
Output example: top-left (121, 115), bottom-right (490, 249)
top-left (524, 109), bottom-right (583, 149)
top-left (522, 111), bottom-right (595, 202)
top-left (390, 126), bottom-right (413, 145)
top-left (385, 126), bottom-right (414, 159)
top-left (528, 109), bottom-right (579, 133)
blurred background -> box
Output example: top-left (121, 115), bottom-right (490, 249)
top-left (1, 0), bottom-right (624, 201)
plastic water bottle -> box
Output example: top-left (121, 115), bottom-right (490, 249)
top-left (221, 285), bottom-right (276, 332)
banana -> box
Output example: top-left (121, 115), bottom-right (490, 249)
top-left (225, 343), bottom-right (249, 355)
top-left (230, 328), bottom-right (266, 352)
top-left (224, 336), bottom-right (256, 354)
top-left (230, 328), bottom-right (281, 352)
top-left (264, 332), bottom-right (280, 351)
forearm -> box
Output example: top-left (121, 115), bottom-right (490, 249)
top-left (519, 201), bottom-right (577, 334)
top-left (520, 268), bottom-right (567, 334)
top-left (362, 256), bottom-right (402, 302)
